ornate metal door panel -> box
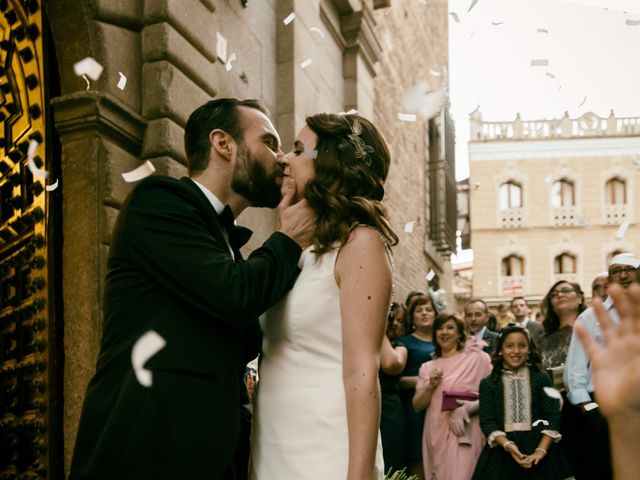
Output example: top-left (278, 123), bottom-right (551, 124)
top-left (0, 1), bottom-right (58, 479)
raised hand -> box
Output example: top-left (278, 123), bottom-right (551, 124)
top-left (277, 177), bottom-right (316, 248)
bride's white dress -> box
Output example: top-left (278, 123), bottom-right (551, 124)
top-left (249, 246), bottom-right (385, 479)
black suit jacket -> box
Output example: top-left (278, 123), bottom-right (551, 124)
top-left (69, 176), bottom-right (301, 479)
top-left (482, 328), bottom-right (499, 354)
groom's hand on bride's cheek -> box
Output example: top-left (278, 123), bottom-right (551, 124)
top-left (277, 178), bottom-right (316, 248)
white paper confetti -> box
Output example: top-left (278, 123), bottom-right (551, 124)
top-left (545, 72), bottom-right (556, 78)
top-left (429, 68), bottom-right (441, 77)
top-left (283, 12), bottom-right (296, 25)
top-left (397, 113), bottom-right (417, 122)
top-left (27, 140), bottom-right (48, 179)
top-left (449, 12), bottom-right (460, 23)
top-left (584, 402), bottom-right (599, 411)
top-left (426, 269), bottom-right (436, 281)
top-left (74, 57), bottom-right (104, 81)
top-left (216, 32), bottom-right (228, 63)
top-left (468, 0), bottom-right (479, 12)
top-left (577, 95), bottom-right (587, 107)
top-left (418, 88), bottom-right (447, 119)
top-left (615, 220), bottom-right (631, 239)
top-left (304, 147), bottom-right (318, 159)
top-left (384, 33), bottom-right (393, 49)
top-left (45, 179), bottom-right (59, 192)
top-left (310, 27), bottom-right (325, 39)
top-left (404, 221), bottom-right (416, 233)
top-left (122, 160), bottom-right (156, 182)
top-left (82, 75), bottom-right (90, 90)
top-left (418, 0), bottom-right (428, 4)
top-left (626, 19), bottom-right (640, 26)
top-left (300, 58), bottom-right (313, 69)
top-left (117, 72), bottom-right (127, 90)
top-left (346, 109), bottom-right (359, 115)
top-left (537, 28), bottom-right (549, 33)
top-left (131, 330), bottom-right (166, 387)
top-left (532, 419), bottom-right (550, 427)
top-left (225, 53), bottom-right (237, 72)
top-left (543, 386), bottom-right (561, 400)
top-left (530, 59), bottom-right (549, 67)
top-left (491, 21), bottom-right (506, 25)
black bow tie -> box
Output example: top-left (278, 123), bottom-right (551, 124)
top-left (218, 205), bottom-right (253, 250)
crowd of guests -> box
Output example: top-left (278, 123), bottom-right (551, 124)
top-left (379, 252), bottom-right (640, 479)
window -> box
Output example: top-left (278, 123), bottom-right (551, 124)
top-left (502, 255), bottom-right (525, 276)
top-left (606, 177), bottom-right (627, 205)
top-left (551, 179), bottom-right (575, 207)
top-left (499, 182), bottom-right (522, 209)
top-left (554, 252), bottom-right (577, 274)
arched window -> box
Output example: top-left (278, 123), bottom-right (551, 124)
top-left (499, 181), bottom-right (522, 210)
top-left (551, 179), bottom-right (575, 207)
top-left (502, 255), bottom-right (525, 277)
top-left (606, 177), bottom-right (627, 205)
top-left (554, 252), bottom-right (577, 274)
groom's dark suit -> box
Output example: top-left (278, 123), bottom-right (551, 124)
top-left (69, 176), bottom-right (301, 479)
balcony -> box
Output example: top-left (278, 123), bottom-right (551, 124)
top-left (552, 206), bottom-right (578, 227)
top-left (604, 204), bottom-right (627, 225)
top-left (499, 207), bottom-right (524, 229)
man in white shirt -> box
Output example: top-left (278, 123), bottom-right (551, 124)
top-left (564, 252), bottom-right (640, 480)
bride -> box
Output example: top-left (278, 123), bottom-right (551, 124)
top-left (250, 112), bottom-right (398, 479)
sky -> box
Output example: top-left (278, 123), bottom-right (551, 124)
top-left (448, 0), bottom-right (640, 180)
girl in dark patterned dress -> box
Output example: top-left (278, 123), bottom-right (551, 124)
top-left (472, 325), bottom-right (574, 480)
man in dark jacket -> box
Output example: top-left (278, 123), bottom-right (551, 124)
top-left (69, 98), bottom-right (315, 479)
top-left (463, 298), bottom-right (499, 354)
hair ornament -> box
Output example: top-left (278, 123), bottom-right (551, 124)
top-left (347, 119), bottom-right (374, 166)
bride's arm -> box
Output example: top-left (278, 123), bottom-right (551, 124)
top-left (336, 227), bottom-right (392, 480)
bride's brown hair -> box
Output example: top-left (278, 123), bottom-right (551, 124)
top-left (303, 113), bottom-right (398, 254)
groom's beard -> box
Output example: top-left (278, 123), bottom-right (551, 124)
top-left (231, 142), bottom-right (283, 208)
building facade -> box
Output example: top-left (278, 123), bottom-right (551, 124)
top-left (0, 0), bottom-right (455, 477)
top-left (469, 110), bottom-right (640, 306)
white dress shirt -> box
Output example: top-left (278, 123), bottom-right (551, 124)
top-left (191, 179), bottom-right (235, 259)
top-left (564, 296), bottom-right (618, 405)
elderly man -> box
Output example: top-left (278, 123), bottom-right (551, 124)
top-left (463, 298), bottom-right (499, 354)
top-left (510, 296), bottom-right (544, 343)
top-left (564, 252), bottom-right (640, 480)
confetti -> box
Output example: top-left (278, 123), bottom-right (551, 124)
top-left (397, 113), bottom-right (417, 122)
top-left (429, 68), bottom-right (441, 77)
top-left (545, 175), bottom-right (553, 184)
top-left (216, 32), bottom-right (228, 62)
top-left (426, 269), bottom-right (436, 281)
top-left (300, 58), bottom-right (312, 69)
top-left (532, 419), bottom-right (550, 427)
top-left (416, 88), bottom-right (447, 119)
top-left (73, 57), bottom-right (104, 81)
top-left (537, 28), bottom-right (549, 33)
top-left (404, 221), bottom-right (416, 233)
top-left (418, 0), bottom-right (428, 4)
top-left (82, 75), bottom-right (90, 90)
top-left (449, 12), bottom-right (460, 23)
top-left (584, 402), bottom-right (598, 411)
top-left (225, 53), bottom-right (237, 72)
top-left (310, 27), bottom-right (325, 39)
top-left (27, 140), bottom-right (48, 179)
top-left (576, 213), bottom-right (591, 226)
top-left (346, 108), bottom-right (359, 114)
top-left (122, 160), bottom-right (156, 182)
top-left (117, 72), bottom-right (127, 90)
top-left (467, 0), bottom-right (479, 12)
top-left (283, 12), bottom-right (296, 25)
top-left (304, 147), bottom-right (318, 159)
top-left (615, 220), bottom-right (631, 239)
top-left (545, 72), bottom-right (556, 78)
top-left (530, 59), bottom-right (549, 67)
top-left (45, 179), bottom-right (59, 192)
top-left (626, 19), bottom-right (640, 26)
top-left (577, 95), bottom-right (587, 107)
top-left (384, 33), bottom-right (393, 49)
top-left (491, 21), bottom-right (506, 25)
top-left (131, 330), bottom-right (166, 387)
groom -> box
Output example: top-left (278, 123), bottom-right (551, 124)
top-left (69, 98), bottom-right (315, 479)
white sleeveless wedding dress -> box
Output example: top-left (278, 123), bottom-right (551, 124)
top-left (250, 246), bottom-right (385, 479)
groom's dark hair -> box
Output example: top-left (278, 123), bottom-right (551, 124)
top-left (184, 98), bottom-right (269, 175)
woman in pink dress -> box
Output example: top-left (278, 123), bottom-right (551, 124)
top-left (413, 313), bottom-right (492, 480)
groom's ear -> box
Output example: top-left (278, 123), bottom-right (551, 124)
top-left (210, 129), bottom-right (236, 162)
